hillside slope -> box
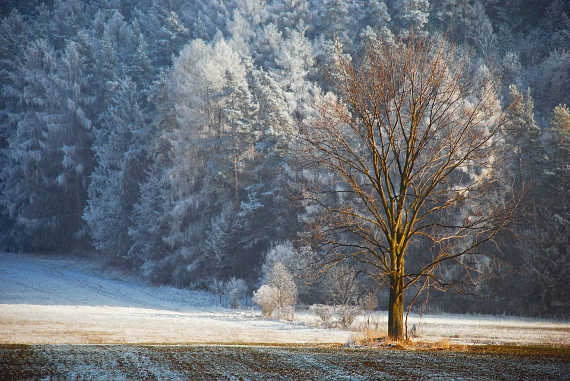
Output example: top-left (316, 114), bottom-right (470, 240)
top-left (0, 253), bottom-right (568, 346)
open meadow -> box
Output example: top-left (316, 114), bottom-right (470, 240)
top-left (1, 252), bottom-right (569, 380)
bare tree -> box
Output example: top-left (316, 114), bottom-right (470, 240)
top-left (292, 32), bottom-right (519, 340)
top-left (253, 261), bottom-right (298, 319)
top-left (266, 261), bottom-right (298, 313)
top-left (322, 263), bottom-right (361, 306)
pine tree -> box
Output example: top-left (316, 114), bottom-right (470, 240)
top-left (51, 0), bottom-right (92, 49)
top-left (507, 85), bottom-right (542, 187)
top-left (252, 23), bottom-right (283, 71)
top-left (105, 9), bottom-right (128, 54)
top-left (521, 104), bottom-right (570, 317)
top-left (94, 30), bottom-right (118, 110)
top-left (152, 9), bottom-right (189, 67)
top-left (203, 202), bottom-right (239, 279)
top-left (358, 0), bottom-right (390, 30)
top-left (0, 9), bottom-right (29, 75)
top-left (318, 0), bottom-right (351, 45)
top-left (227, 9), bottom-right (258, 57)
top-left (1, 38), bottom-right (93, 251)
top-left (128, 163), bottom-right (170, 272)
top-left (267, 0), bottom-right (313, 37)
top-left (57, 40), bottom-right (96, 244)
top-left (394, 0), bottom-right (430, 31)
top-left (533, 50), bottom-right (570, 115)
top-left (84, 77), bottom-right (148, 261)
top-left (158, 38), bottom-right (245, 278)
top-left (545, 104), bottom-right (570, 224)
top-left (0, 10), bottom-right (31, 249)
top-left (128, 23), bottom-right (153, 90)
top-left (206, 68), bottom-right (258, 211)
top-left (186, 0), bottom-right (230, 41)
top-left (32, 3), bottom-right (58, 44)
top-left (269, 28), bottom-right (315, 115)
top-left (244, 68), bottom-right (297, 245)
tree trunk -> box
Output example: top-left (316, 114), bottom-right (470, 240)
top-left (388, 274), bottom-right (405, 341)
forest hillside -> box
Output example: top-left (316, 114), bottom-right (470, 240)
top-left (1, 0), bottom-right (569, 318)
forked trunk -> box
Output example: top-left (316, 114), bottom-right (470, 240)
top-left (388, 275), bottom-right (405, 341)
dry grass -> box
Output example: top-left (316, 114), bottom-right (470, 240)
top-left (348, 330), bottom-right (389, 347)
top-left (432, 338), bottom-right (450, 350)
top-left (394, 338), bottom-right (468, 351)
top-left (346, 332), bottom-right (570, 358)
top-left (348, 330), bottom-right (471, 351)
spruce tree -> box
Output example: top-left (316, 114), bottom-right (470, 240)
top-left (84, 77), bottom-right (148, 261)
top-left (1, 39), bottom-right (93, 251)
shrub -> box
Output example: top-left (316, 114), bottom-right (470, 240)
top-left (311, 304), bottom-right (363, 329)
top-left (311, 304), bottom-right (334, 328)
top-left (266, 261), bottom-right (298, 309)
top-left (253, 285), bottom-right (278, 317)
top-left (337, 305), bottom-right (363, 328)
top-left (209, 278), bottom-right (226, 304)
top-left (226, 277), bottom-right (247, 309)
top-left (253, 261), bottom-right (298, 319)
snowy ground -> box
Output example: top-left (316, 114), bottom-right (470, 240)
top-left (1, 252), bottom-right (569, 346)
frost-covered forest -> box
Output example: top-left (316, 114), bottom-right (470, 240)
top-left (1, 0), bottom-right (569, 318)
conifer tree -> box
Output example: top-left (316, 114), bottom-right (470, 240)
top-left (507, 85), bottom-right (542, 187)
top-left (153, 9), bottom-right (189, 67)
top-left (318, 0), bottom-right (351, 44)
top-left (394, 0), bottom-right (430, 31)
top-left (520, 104), bottom-right (570, 317)
top-left (0, 9), bottom-right (29, 75)
top-left (84, 77), bottom-right (148, 261)
top-left (358, 0), bottom-right (390, 30)
top-left (267, 0), bottom-right (313, 37)
top-left (129, 28), bottom-right (153, 90)
top-left (128, 163), bottom-right (170, 276)
top-left (94, 30), bottom-right (118, 109)
top-left (1, 39), bottom-right (93, 251)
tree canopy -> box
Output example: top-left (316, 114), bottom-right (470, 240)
top-left (293, 33), bottom-right (519, 339)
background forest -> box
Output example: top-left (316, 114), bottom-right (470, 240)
top-left (1, 0), bottom-right (569, 318)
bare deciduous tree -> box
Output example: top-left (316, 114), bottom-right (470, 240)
top-left (322, 263), bottom-right (361, 306)
top-left (292, 32), bottom-right (519, 340)
top-left (254, 261), bottom-right (298, 319)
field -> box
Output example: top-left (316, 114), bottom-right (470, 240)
top-left (2, 344), bottom-right (570, 380)
top-left (1, 252), bottom-right (569, 380)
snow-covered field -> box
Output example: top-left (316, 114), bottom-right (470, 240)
top-left (1, 252), bottom-right (569, 346)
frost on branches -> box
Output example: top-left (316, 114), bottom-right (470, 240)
top-left (253, 261), bottom-right (297, 320)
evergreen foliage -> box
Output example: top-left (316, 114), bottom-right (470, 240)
top-left (0, 0), bottom-right (568, 318)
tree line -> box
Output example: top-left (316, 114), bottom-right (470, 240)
top-left (1, 0), bottom-right (569, 320)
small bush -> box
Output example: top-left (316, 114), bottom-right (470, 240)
top-left (209, 278), bottom-right (226, 304)
top-left (209, 277), bottom-right (247, 308)
top-left (432, 339), bottom-right (450, 350)
top-left (254, 261), bottom-right (298, 319)
top-left (279, 305), bottom-right (296, 321)
top-left (226, 277), bottom-right (247, 309)
top-left (310, 304), bottom-right (363, 329)
top-left (337, 305), bottom-right (363, 328)
top-left (311, 304), bottom-right (334, 328)
top-left (252, 285), bottom-right (278, 317)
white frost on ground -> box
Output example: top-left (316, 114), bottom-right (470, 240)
top-left (1, 252), bottom-right (569, 346)
top-left (0, 252), bottom-right (348, 344)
